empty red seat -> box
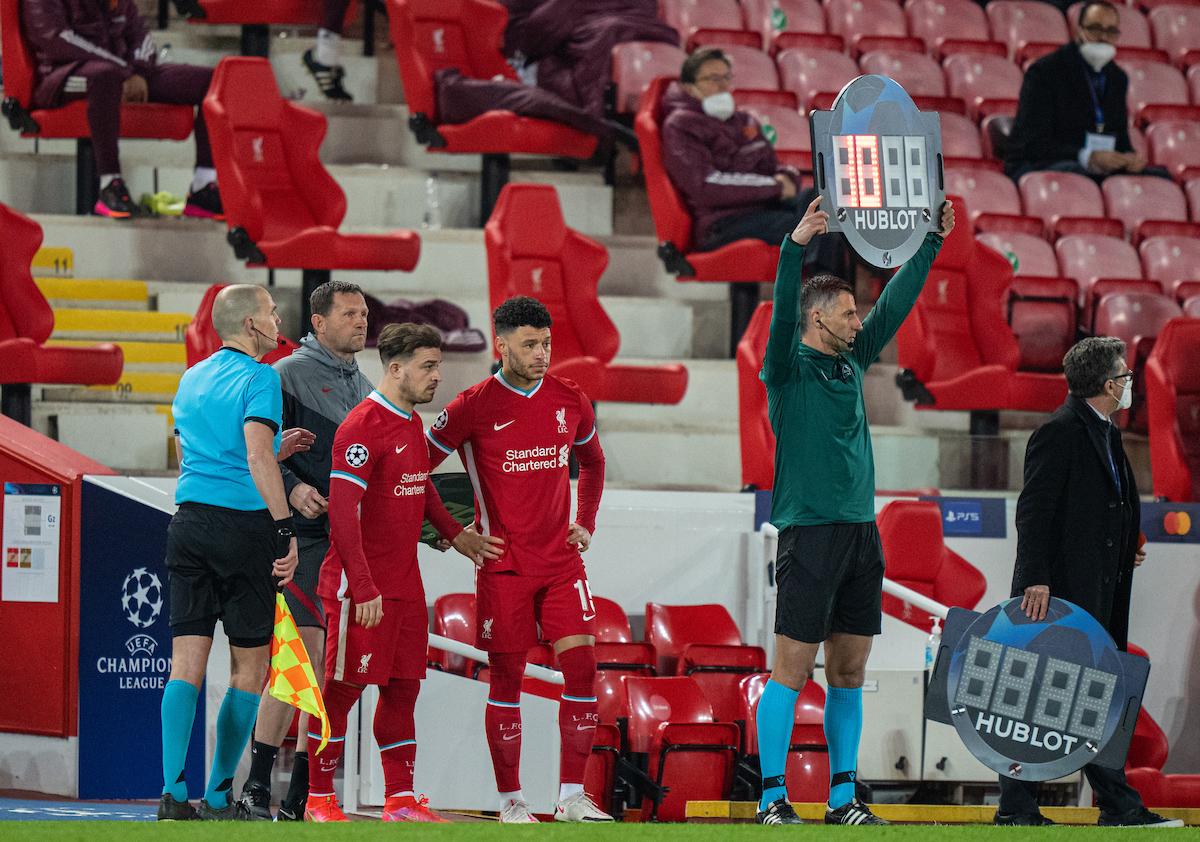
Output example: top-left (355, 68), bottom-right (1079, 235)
top-left (388, 0), bottom-right (598, 220)
top-left (977, 231), bottom-right (1060, 278)
top-left (859, 49), bottom-right (950, 99)
top-left (184, 284), bottom-right (299, 368)
top-left (1140, 235), bottom-right (1200, 301)
top-left (737, 302), bottom-right (776, 490)
top-left (644, 603), bottom-right (765, 677)
top-left (622, 676), bottom-right (741, 822)
top-left (0, 0), bottom-right (194, 214)
top-left (1185, 294), bottom-right (1200, 315)
top-left (484, 183), bottom-right (688, 404)
top-left (877, 500), bottom-right (987, 632)
top-left (660, 0), bottom-right (762, 51)
top-left (894, 193), bottom-right (1068, 412)
top-left (740, 103), bottom-right (811, 172)
top-left (1146, 317), bottom-right (1200, 501)
top-left (945, 167), bottom-right (1043, 235)
top-left (740, 673), bottom-right (828, 800)
top-left (611, 41), bottom-right (688, 113)
top-left (1148, 4), bottom-right (1200, 68)
top-left (986, 1), bottom-right (1069, 61)
top-left (1102, 174), bottom-right (1197, 243)
top-left (584, 722), bottom-right (623, 815)
top-left (1146, 120), bottom-right (1200, 181)
top-left (744, 0), bottom-right (836, 54)
top-left (936, 111), bottom-right (989, 166)
top-left (1055, 234), bottom-right (1158, 329)
top-left (430, 592), bottom-right (483, 678)
top-left (1019, 170), bottom-right (1124, 239)
top-left (1185, 175), bottom-right (1200, 217)
top-left (980, 112), bottom-right (1015, 162)
top-left (1096, 291), bottom-right (1183, 431)
top-left (1121, 59), bottom-right (1199, 125)
top-left (776, 47), bottom-right (861, 112)
top-left (1008, 276), bottom-right (1081, 372)
top-left (906, 0), bottom-right (1004, 60)
top-left (942, 52), bottom-right (1024, 121)
top-left (592, 596), bottom-right (658, 677)
top-left (635, 76), bottom-right (782, 282)
top-left (193, 0), bottom-right (354, 25)
top-left (0, 203), bottom-right (124, 424)
top-left (825, 0), bottom-right (923, 57)
top-left (718, 44), bottom-right (781, 90)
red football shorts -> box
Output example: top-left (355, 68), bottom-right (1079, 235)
top-left (475, 566), bottom-right (597, 653)
top-left (324, 596), bottom-right (427, 685)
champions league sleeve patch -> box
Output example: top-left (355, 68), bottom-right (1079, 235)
top-left (433, 409), bottom-right (448, 431)
top-left (344, 443), bottom-right (369, 468)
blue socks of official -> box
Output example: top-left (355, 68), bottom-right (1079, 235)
top-left (161, 679), bottom-right (200, 801)
top-left (756, 679), bottom-right (800, 811)
top-left (825, 685), bottom-right (863, 809)
top-left (204, 687), bottom-right (261, 808)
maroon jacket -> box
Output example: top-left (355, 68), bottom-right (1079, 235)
top-left (659, 81), bottom-right (799, 248)
top-left (22, 0), bottom-right (157, 106)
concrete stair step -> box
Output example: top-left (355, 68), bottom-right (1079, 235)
top-left (31, 401), bottom-right (172, 470)
top-left (51, 308), bottom-right (192, 342)
top-left (37, 277), bottom-right (150, 310)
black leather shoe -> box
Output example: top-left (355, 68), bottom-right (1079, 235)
top-left (993, 811), bottom-right (1056, 826)
top-left (1098, 807), bottom-right (1183, 827)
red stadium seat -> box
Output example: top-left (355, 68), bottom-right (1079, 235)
top-left (980, 113), bottom-right (1015, 162)
top-left (744, 0), bottom-right (836, 55)
top-left (732, 89), bottom-right (800, 109)
top-left (1121, 59), bottom-right (1200, 125)
top-left (718, 44), bottom-right (782, 90)
top-left (644, 603), bottom-right (765, 677)
top-left (1145, 317), bottom-right (1200, 501)
top-left (203, 57), bottom-right (420, 325)
top-left (1185, 176), bottom-right (1200, 217)
top-left (740, 674), bottom-right (829, 801)
top-left (776, 47), bottom-right (861, 112)
top-left (592, 597), bottom-right (633, 643)
top-left (737, 302), bottom-right (775, 490)
top-left (0, 203), bottom-right (124, 425)
top-left (935, 112), bottom-right (990, 167)
top-left (1185, 294), bottom-right (1200, 314)
top-left (825, 0), bottom-right (924, 57)
top-left (894, 194), bottom-right (1068, 412)
top-left (1140, 235), bottom-right (1200, 301)
top-left (1019, 171), bottom-right (1125, 239)
top-left (858, 49), bottom-right (954, 102)
top-left (1146, 120), bottom-right (1200, 181)
top-left (622, 676), bottom-right (740, 821)
top-left (1007, 276), bottom-right (1080, 371)
top-left (430, 592), bottom-right (483, 678)
top-left (184, 283), bottom-right (299, 368)
top-left (1055, 234), bottom-right (1159, 330)
top-left (739, 103), bottom-right (811, 173)
top-left (1148, 4), bottom-right (1200, 69)
top-left (0, 0), bottom-right (194, 214)
top-left (906, 0), bottom-right (1005, 60)
top-left (584, 722), bottom-right (623, 815)
top-left (192, 0), bottom-right (355, 25)
top-left (1102, 174), bottom-right (1198, 243)
top-left (388, 0), bottom-right (598, 221)
top-left (977, 231), bottom-right (1060, 278)
top-left (877, 500), bottom-right (988, 632)
top-left (945, 167), bottom-right (1043, 235)
top-left (660, 0), bottom-right (762, 52)
top-left (1187, 64), bottom-right (1200, 104)
top-left (592, 597), bottom-right (658, 678)
top-left (597, 670), bottom-right (630, 724)
top-left (942, 53), bottom-right (1024, 121)
top-left (484, 183), bottom-right (688, 404)
top-left (1096, 291), bottom-right (1183, 431)
top-left (611, 41), bottom-right (688, 114)
top-left (635, 77), bottom-right (782, 282)
top-left (986, 0), bottom-right (1069, 62)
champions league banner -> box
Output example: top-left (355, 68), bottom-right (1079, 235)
top-left (925, 598), bottom-right (1149, 781)
top-left (809, 75), bottom-right (945, 269)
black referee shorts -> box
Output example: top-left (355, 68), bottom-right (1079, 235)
top-left (165, 502), bottom-right (277, 648)
top-left (774, 521), bottom-right (885, 644)
top-left (282, 532), bottom-right (328, 628)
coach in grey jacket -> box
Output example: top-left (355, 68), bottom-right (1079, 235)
top-left (238, 280), bottom-right (373, 820)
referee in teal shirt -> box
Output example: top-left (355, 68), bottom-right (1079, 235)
top-left (753, 197), bottom-right (953, 826)
top-left (157, 285), bottom-right (301, 821)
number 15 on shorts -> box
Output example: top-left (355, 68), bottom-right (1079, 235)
top-left (574, 578), bottom-right (596, 621)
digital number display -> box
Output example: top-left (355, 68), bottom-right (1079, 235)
top-left (832, 134), bottom-right (927, 211)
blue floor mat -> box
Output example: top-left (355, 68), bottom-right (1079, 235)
top-left (0, 797), bottom-right (157, 821)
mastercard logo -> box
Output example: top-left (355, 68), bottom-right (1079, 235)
top-left (1163, 512), bottom-right (1192, 535)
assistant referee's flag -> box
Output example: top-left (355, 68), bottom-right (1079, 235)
top-left (269, 592), bottom-right (330, 753)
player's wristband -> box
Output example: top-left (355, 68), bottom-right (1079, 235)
top-left (274, 517), bottom-right (296, 557)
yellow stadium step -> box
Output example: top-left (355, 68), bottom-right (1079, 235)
top-left (32, 246), bottom-right (73, 277)
top-left (50, 309), bottom-right (192, 343)
top-left (36, 278), bottom-right (150, 311)
top-left (47, 339), bottom-right (187, 372)
top-left (42, 371), bottom-right (182, 405)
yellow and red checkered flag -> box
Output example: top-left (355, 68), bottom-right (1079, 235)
top-left (269, 592), bottom-right (330, 753)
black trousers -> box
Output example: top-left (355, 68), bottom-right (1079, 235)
top-left (999, 764), bottom-right (1144, 818)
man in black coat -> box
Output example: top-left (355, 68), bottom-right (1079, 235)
top-left (996, 337), bottom-right (1182, 828)
top-left (1005, 0), bottom-right (1169, 184)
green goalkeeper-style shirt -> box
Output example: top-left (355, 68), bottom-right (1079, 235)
top-left (763, 232), bottom-right (943, 530)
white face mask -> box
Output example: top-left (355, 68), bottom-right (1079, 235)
top-left (1116, 379), bottom-right (1133, 411)
top-left (701, 91), bottom-right (735, 121)
top-left (1079, 41), bottom-right (1116, 72)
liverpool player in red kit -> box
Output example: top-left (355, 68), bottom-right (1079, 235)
top-left (305, 324), bottom-right (501, 823)
top-left (426, 297), bottom-right (610, 823)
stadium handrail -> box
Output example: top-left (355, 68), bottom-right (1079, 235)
top-left (427, 633), bottom-right (565, 685)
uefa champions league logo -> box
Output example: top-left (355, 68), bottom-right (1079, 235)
top-left (121, 567), bottom-right (164, 629)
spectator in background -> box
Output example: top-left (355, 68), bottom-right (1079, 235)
top-left (499, 0), bottom-right (678, 124)
top-left (1005, 0), bottom-right (1171, 184)
top-left (303, 0), bottom-right (354, 101)
top-left (22, 0), bottom-right (223, 218)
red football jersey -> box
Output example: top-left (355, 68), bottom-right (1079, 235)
top-left (426, 371), bottom-right (603, 577)
top-left (319, 391), bottom-right (459, 604)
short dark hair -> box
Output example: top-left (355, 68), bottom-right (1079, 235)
top-left (681, 48), bottom-right (729, 85)
top-left (1077, 0), bottom-right (1118, 27)
top-left (1063, 336), bottom-right (1126, 397)
top-left (493, 296), bottom-right (552, 336)
top-left (310, 280), bottom-right (365, 319)
top-left (799, 274), bottom-right (854, 336)
top-left (378, 322), bottom-right (441, 366)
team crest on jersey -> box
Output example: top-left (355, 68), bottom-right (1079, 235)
top-left (358, 653), bottom-right (372, 673)
top-left (556, 407), bottom-right (568, 433)
top-left (345, 443), bottom-right (369, 468)
top-left (482, 618), bottom-right (493, 639)
top-left (558, 444), bottom-right (570, 467)
top-left (433, 409), bottom-right (448, 431)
